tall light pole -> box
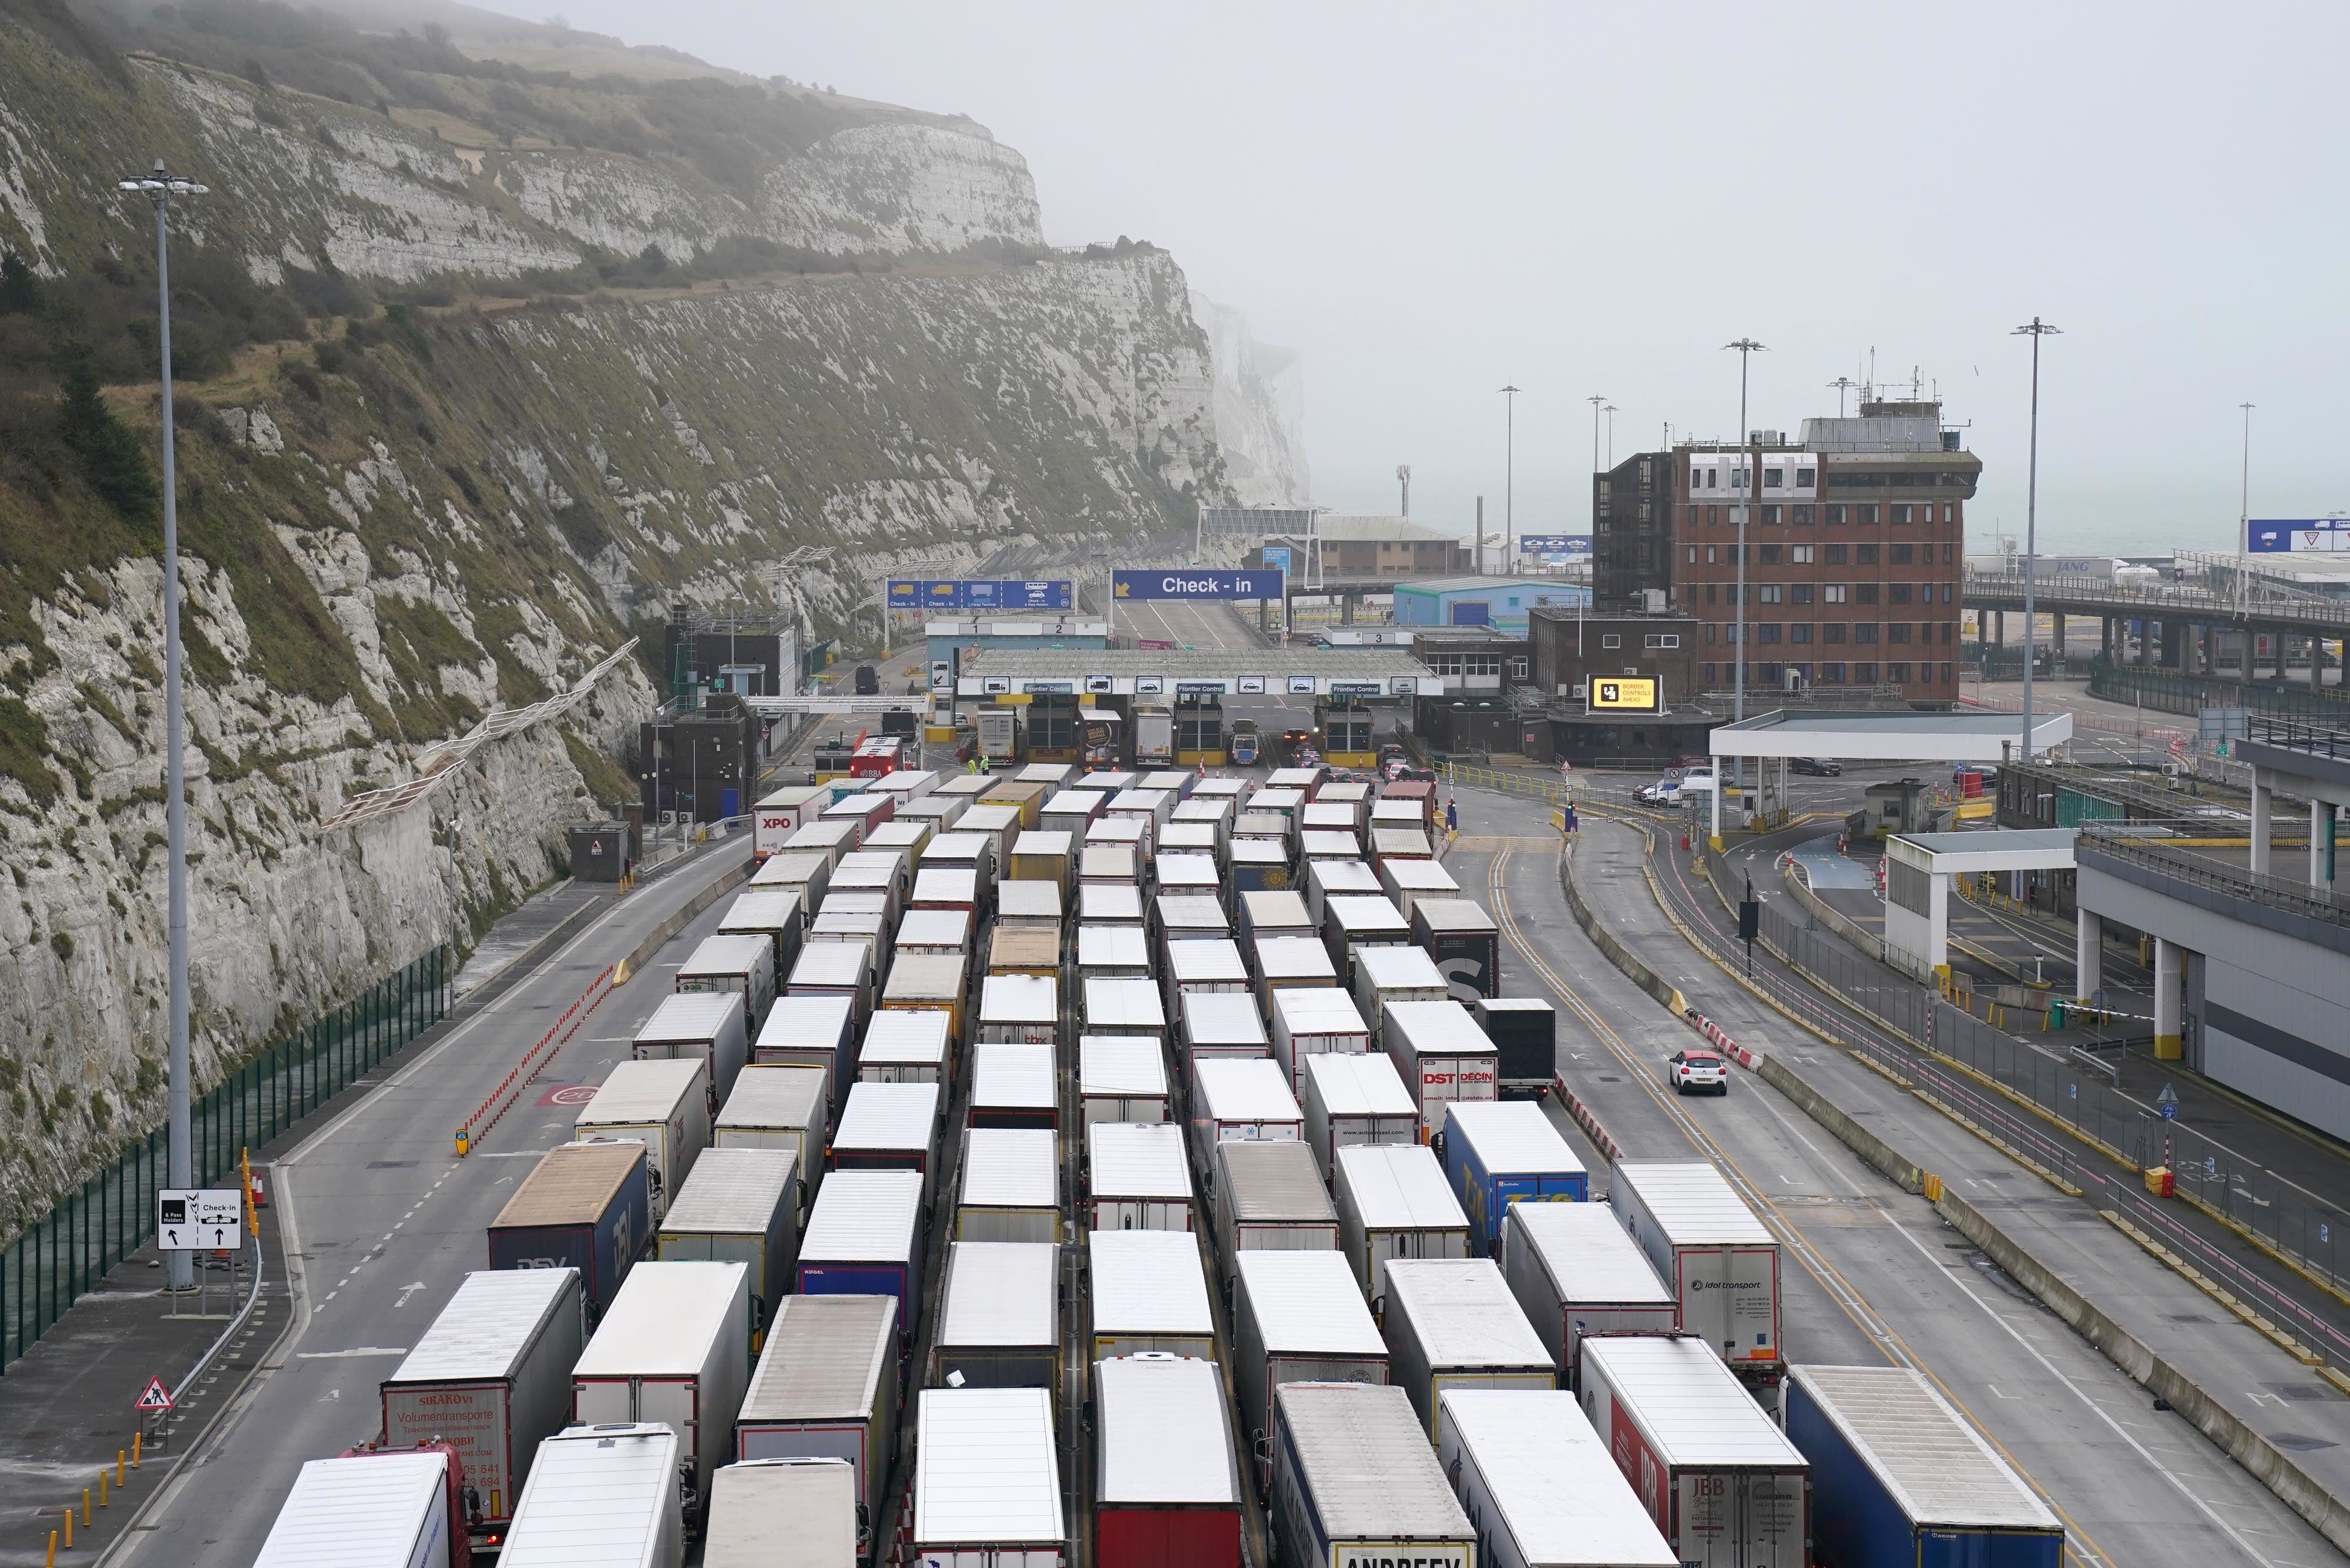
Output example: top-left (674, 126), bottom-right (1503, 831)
top-left (120, 159), bottom-right (207, 1295)
top-left (1723, 340), bottom-right (1767, 737)
top-left (1396, 464), bottom-right (1411, 519)
top-left (2237, 402), bottom-right (2255, 617)
top-left (1500, 385), bottom-right (1521, 574)
top-left (1828, 375), bottom-right (1859, 417)
top-left (1604, 404), bottom-right (1620, 469)
top-left (2013, 318), bottom-right (2060, 766)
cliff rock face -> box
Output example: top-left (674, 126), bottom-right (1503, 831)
top-left (1193, 291), bottom-right (1311, 506)
top-left (0, 11), bottom-right (1264, 1232)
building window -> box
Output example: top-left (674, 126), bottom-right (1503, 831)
top-left (1706, 584), bottom-right (1718, 605)
top-left (1508, 656), bottom-right (1529, 679)
top-left (1857, 544), bottom-right (1879, 565)
top-left (1707, 624), bottom-right (1717, 643)
top-left (1790, 505), bottom-right (1812, 525)
top-left (1826, 505), bottom-right (1846, 525)
top-left (1643, 633), bottom-right (1680, 649)
top-left (1825, 624), bottom-right (1847, 644)
top-left (1890, 584), bottom-right (1912, 605)
top-left (1758, 624), bottom-right (1781, 644)
top-left (1891, 503), bottom-right (1914, 525)
top-left (1890, 623), bottom-right (1912, 644)
top-left (1941, 622), bottom-right (1953, 644)
top-left (1760, 543), bottom-right (1781, 564)
top-left (1855, 584), bottom-right (1879, 604)
top-left (1856, 662), bottom-right (1878, 683)
top-left (1855, 505), bottom-right (1878, 525)
top-left (1824, 662), bottom-right (1845, 682)
top-left (1891, 543), bottom-right (1915, 565)
top-left (1791, 583), bottom-right (1813, 604)
top-left (1723, 624), bottom-right (1737, 644)
top-left (1798, 467), bottom-right (1817, 487)
top-left (1943, 504), bottom-right (1954, 523)
top-left (1704, 663), bottom-right (1717, 684)
top-left (1855, 623), bottom-right (1880, 644)
top-left (1791, 544), bottom-right (1815, 564)
top-left (1425, 654), bottom-right (1463, 676)
top-left (1758, 585), bottom-right (1782, 604)
top-left (1889, 663), bottom-right (1911, 683)
top-left (1825, 543), bottom-right (1847, 565)
top-left (1601, 634), bottom-right (1622, 649)
top-left (1791, 623), bottom-right (1813, 644)
top-left (1466, 654), bottom-right (1501, 676)
top-left (1686, 546), bottom-right (1697, 564)
top-left (1824, 584), bottom-right (1846, 603)
top-left (1764, 467), bottom-right (1784, 489)
top-left (1943, 545), bottom-right (1955, 565)
top-left (1706, 545), bottom-right (1718, 563)
top-left (1940, 662), bottom-right (1953, 684)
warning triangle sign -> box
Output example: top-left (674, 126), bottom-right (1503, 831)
top-left (134, 1376), bottom-right (174, 1412)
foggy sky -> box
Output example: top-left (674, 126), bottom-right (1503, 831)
top-left (540, 1), bottom-right (2349, 558)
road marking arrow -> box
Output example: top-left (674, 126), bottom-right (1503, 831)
top-left (395, 1281), bottom-right (427, 1310)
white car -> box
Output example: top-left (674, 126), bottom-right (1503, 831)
top-left (1668, 1049), bottom-right (1729, 1095)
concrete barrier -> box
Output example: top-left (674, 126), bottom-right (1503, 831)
top-left (1780, 858), bottom-right (1886, 962)
top-left (619, 850), bottom-right (754, 981)
top-left (1753, 1055), bottom-right (1923, 1196)
top-left (1558, 847), bottom-right (1687, 1016)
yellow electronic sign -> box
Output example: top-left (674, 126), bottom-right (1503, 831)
top-left (1590, 678), bottom-right (1659, 711)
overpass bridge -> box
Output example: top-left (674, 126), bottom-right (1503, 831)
top-left (1962, 563), bottom-right (2350, 683)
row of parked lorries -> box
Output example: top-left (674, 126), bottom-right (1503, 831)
top-left (252, 760), bottom-right (2064, 1567)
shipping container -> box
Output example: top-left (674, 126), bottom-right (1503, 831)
top-left (1080, 843), bottom-right (1140, 889)
top-left (1609, 1163), bottom-right (1781, 1382)
top-left (880, 952), bottom-right (968, 1043)
top-left (1078, 924), bottom-right (1152, 982)
top-left (1085, 976), bottom-right (1167, 1044)
top-left (632, 991), bottom-right (748, 1113)
top-left (1502, 1202), bottom-right (1677, 1386)
top-left (1322, 894), bottom-right (1414, 988)
top-left (898, 907), bottom-right (973, 958)
top-left (1351, 944), bottom-right (1451, 1049)
top-left (1436, 1389), bottom-right (1678, 1568)
top-left (911, 1388), bottom-right (1067, 1566)
top-left (1382, 1258), bottom-right (1555, 1441)
top-left (784, 943), bottom-right (874, 1038)
top-left (1784, 1364), bottom-right (2062, 1567)
top-left (756, 993), bottom-right (857, 1110)
top-left (929, 1242), bottom-right (1059, 1402)
top-left (1156, 893), bottom-right (1231, 942)
top-left (1271, 985), bottom-right (1371, 1092)
top-left (657, 1146), bottom-right (797, 1342)
top-left (1240, 890), bottom-right (1315, 946)
top-left (381, 1268), bottom-right (582, 1542)
top-left (751, 850), bottom-right (834, 912)
top-left (1086, 1121), bottom-right (1195, 1232)
top-left (830, 1081), bottom-right (942, 1193)
top-left (703, 1458), bottom-right (858, 1568)
top-left (1095, 1354), bottom-right (1244, 1568)
top-left (858, 1008), bottom-right (952, 1085)
top-left (1231, 1251), bottom-right (1389, 1460)
top-left (781, 818), bottom-right (862, 872)
top-left (1443, 1100), bottom-right (1587, 1253)
top-left (1580, 1335), bottom-right (1809, 1567)
top-left (1333, 1143), bottom-right (1472, 1301)
top-left (717, 888), bottom-right (807, 981)
top-left (574, 1059), bottom-right (711, 1221)
top-left (1228, 837), bottom-right (1294, 893)
top-left (1275, 1368), bottom-right (1457, 1550)
top-left (978, 972), bottom-right (1059, 1045)
top-left (677, 933), bottom-right (778, 1040)
top-left (1189, 1057), bottom-right (1304, 1172)
top-left (1476, 998), bottom-right (1555, 1099)
top-left (957, 1127), bottom-right (1062, 1241)
top-left (572, 1261), bottom-right (753, 1522)
top-left (1088, 811), bottom-right (1153, 860)
top-left (1214, 1138), bottom-right (1339, 1263)
top-left (796, 1169), bottom-right (928, 1342)
top-left (736, 1294), bottom-right (900, 1530)
top-left (1080, 881), bottom-right (1147, 930)
top-left (821, 792), bottom-right (895, 847)
top-left (501, 1423), bottom-right (684, 1568)
top-left (1179, 991), bottom-right (1270, 1066)
top-left (1008, 828), bottom-right (1075, 890)
top-left (714, 1067), bottom-right (827, 1217)
top-left (1379, 857), bottom-right (1461, 920)
top-left (754, 785), bottom-right (835, 859)
top-left (1087, 1230), bottom-right (1216, 1364)
top-left (971, 1042), bottom-right (1058, 1130)
top-left (1080, 1037), bottom-right (1169, 1125)
top-left (1384, 1000), bottom-right (1500, 1137)
top-left (989, 924), bottom-right (1062, 978)
top-left (488, 1142), bottom-right (649, 1319)
top-left (252, 1446), bottom-right (469, 1568)
top-left (1301, 1053), bottom-right (1420, 1178)
top-left (1302, 857), bottom-right (1381, 930)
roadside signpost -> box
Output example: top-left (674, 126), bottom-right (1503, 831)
top-left (134, 1376), bottom-right (174, 1413)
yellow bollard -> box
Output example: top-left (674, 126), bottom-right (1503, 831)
top-left (47, 1529), bottom-right (56, 1566)
top-left (98, 1470), bottom-right (108, 1507)
top-left (132, 1431), bottom-right (142, 1469)
top-left (82, 1488), bottom-right (90, 1525)
top-left (63, 1505), bottom-right (72, 1549)
top-left (116, 1452), bottom-right (125, 1488)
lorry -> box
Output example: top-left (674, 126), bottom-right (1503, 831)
top-left (702, 1458), bottom-right (859, 1567)
top-left (251, 1444), bottom-right (475, 1568)
top-left (969, 1042), bottom-right (1058, 1131)
top-left (1321, 894), bottom-right (1415, 988)
top-left (715, 1065), bottom-right (828, 1217)
top-left (1133, 705), bottom-right (1175, 767)
top-left (1383, 999), bottom-right (1500, 1139)
top-left (857, 1007), bottom-right (951, 1084)
top-left (1301, 1052), bottom-right (1420, 1178)
top-left (1476, 996), bottom-right (1557, 1099)
top-left (1213, 1139), bottom-right (1340, 1263)
top-left (928, 1241), bottom-right (1060, 1404)
top-left (1269, 985), bottom-right (1371, 1093)
top-left (486, 1140), bottom-right (649, 1322)
top-left (573, 1059), bottom-right (712, 1220)
top-left (796, 1169), bottom-right (928, 1346)
top-left (716, 889), bottom-right (805, 982)
top-left (1178, 992), bottom-right (1266, 1069)
top-left (1085, 1121), bottom-right (1195, 1233)
top-left (910, 1389), bottom-right (1068, 1566)
top-left (1442, 1099), bottom-right (1587, 1254)
top-left (1230, 1250), bottom-right (1390, 1473)
top-left (631, 991), bottom-right (748, 1115)
top-left (1189, 1058), bottom-right (1305, 1173)
top-left (1501, 1201), bottom-right (1677, 1388)
top-left (1079, 1037), bottom-right (1169, 1125)
top-left (1580, 1335), bottom-right (1810, 1568)
top-left (1413, 897), bottom-right (1501, 1002)
top-left (752, 784), bottom-right (833, 861)
top-left (1785, 1364), bottom-right (2063, 1567)
top-left (828, 1081), bottom-right (944, 1192)
top-left (1332, 1143), bottom-right (1472, 1301)
top-left (735, 1294), bottom-right (901, 1537)
top-left (1269, 1382), bottom-right (1475, 1568)
top-left (501, 1423), bottom-right (684, 1567)
top-left (381, 1268), bottom-right (584, 1542)
top-left (1381, 1258), bottom-right (1556, 1442)
top-left (656, 1147), bottom-right (800, 1339)
top-left (1436, 1389), bottom-right (1678, 1568)
top-left (570, 1261), bottom-right (752, 1529)
top-left (1350, 943), bottom-right (1451, 1049)
top-left (676, 932), bottom-right (778, 1039)
top-left (1095, 1354), bottom-right (1244, 1568)
top-left (1609, 1162), bottom-right (1782, 1384)
top-left (1086, 1229), bottom-right (1216, 1365)
top-left (956, 1127), bottom-right (1062, 1241)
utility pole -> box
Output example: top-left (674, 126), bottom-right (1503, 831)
top-left (1828, 375), bottom-right (1859, 417)
top-left (2237, 402), bottom-right (2255, 617)
top-left (1500, 385), bottom-right (1521, 575)
top-left (119, 159), bottom-right (207, 1295)
top-left (1396, 464), bottom-right (1411, 519)
top-left (1604, 404), bottom-right (1619, 469)
top-left (1723, 340), bottom-right (1767, 811)
top-left (1475, 496), bottom-right (1485, 577)
top-left (2014, 318), bottom-right (2060, 766)
top-left (1587, 394), bottom-right (1607, 481)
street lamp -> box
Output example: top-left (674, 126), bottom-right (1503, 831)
top-left (1500, 385), bottom-right (1521, 573)
top-left (118, 159), bottom-right (207, 1296)
top-left (2013, 317), bottom-right (2061, 765)
top-left (2237, 402), bottom-right (2255, 622)
top-left (1604, 404), bottom-right (1620, 469)
top-left (1722, 338), bottom-right (1767, 724)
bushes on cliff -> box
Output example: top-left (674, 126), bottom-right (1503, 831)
top-left (54, 344), bottom-right (159, 525)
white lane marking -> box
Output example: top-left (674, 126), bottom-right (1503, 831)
top-left (471, 1150), bottom-right (547, 1159)
top-left (394, 1281), bottom-right (427, 1309)
top-left (1878, 1216), bottom-right (2282, 1566)
top-left (294, 1347), bottom-right (408, 1359)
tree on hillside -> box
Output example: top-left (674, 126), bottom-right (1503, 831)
top-left (55, 343), bottom-right (158, 522)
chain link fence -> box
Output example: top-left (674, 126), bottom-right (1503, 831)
top-left (2, 945), bottom-right (451, 1371)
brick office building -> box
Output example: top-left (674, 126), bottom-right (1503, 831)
top-left (1593, 399), bottom-right (1980, 706)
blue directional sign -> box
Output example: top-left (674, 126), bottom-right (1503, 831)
top-left (2248, 520), bottom-right (2350, 554)
top-left (1113, 569), bottom-right (1285, 601)
top-left (887, 579), bottom-right (1074, 611)
top-left (1519, 533), bottom-right (1594, 556)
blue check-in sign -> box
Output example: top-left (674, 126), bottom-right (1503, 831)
top-left (1113, 569), bottom-right (1285, 601)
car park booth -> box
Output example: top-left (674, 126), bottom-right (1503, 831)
top-left (1882, 830), bottom-right (2079, 986)
top-left (1706, 709), bottom-right (2075, 848)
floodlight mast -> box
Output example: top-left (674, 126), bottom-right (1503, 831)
top-left (2013, 317), bottom-right (2061, 768)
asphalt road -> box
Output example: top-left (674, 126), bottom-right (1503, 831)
top-left (104, 844), bottom-right (752, 1567)
top-left (1445, 791), bottom-right (2348, 1568)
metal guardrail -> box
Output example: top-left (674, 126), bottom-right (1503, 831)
top-left (2249, 714), bottom-right (2350, 760)
top-left (2077, 826), bottom-right (2350, 928)
top-left (1966, 568), bottom-right (2350, 632)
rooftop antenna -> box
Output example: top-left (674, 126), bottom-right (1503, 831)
top-left (1827, 376), bottom-right (1859, 417)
